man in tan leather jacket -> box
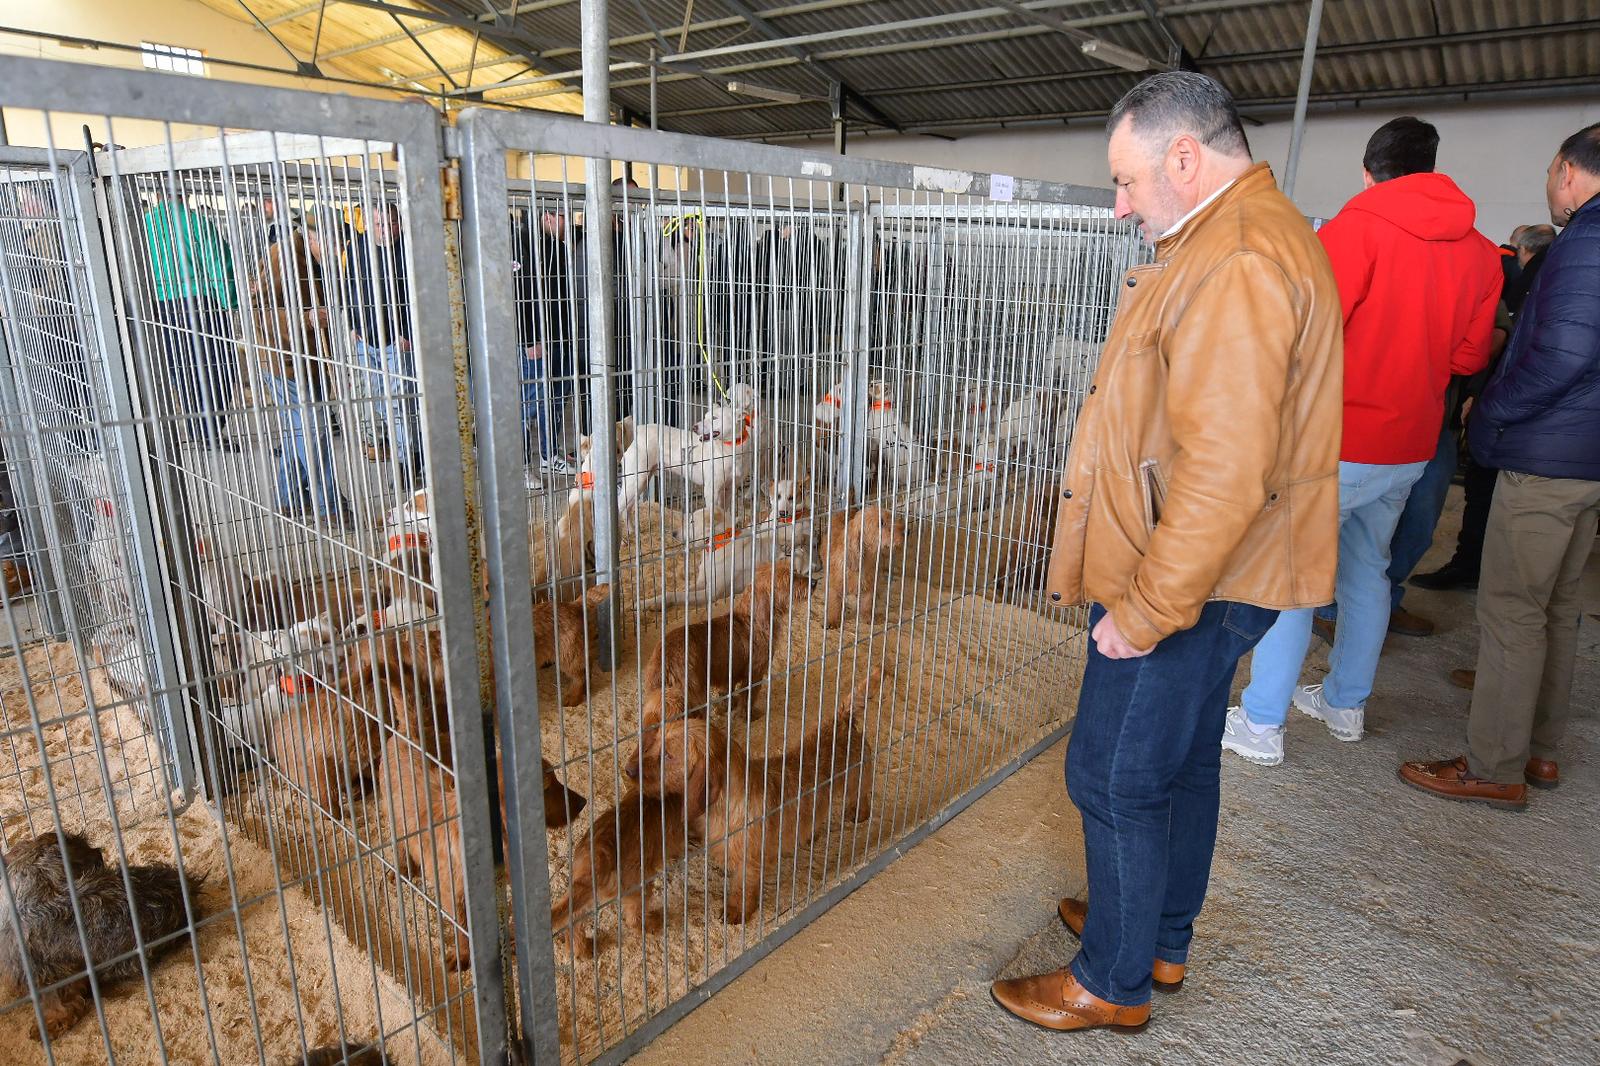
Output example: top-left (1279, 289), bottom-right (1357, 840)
top-left (990, 72), bottom-right (1342, 1034)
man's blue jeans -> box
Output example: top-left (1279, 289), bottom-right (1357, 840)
top-left (267, 372), bottom-right (340, 516)
top-left (355, 338), bottom-right (421, 482)
top-left (1067, 599), bottom-right (1278, 1006)
top-left (1317, 428), bottom-right (1456, 622)
top-left (522, 344), bottom-right (568, 462)
top-left (1245, 460), bottom-right (1427, 724)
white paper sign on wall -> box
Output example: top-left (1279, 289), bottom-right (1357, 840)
top-left (989, 173), bottom-right (1015, 202)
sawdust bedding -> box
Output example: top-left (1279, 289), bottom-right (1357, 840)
top-left (0, 642), bottom-right (461, 1066)
top-left (536, 494), bottom-right (1088, 1063)
top-left (0, 488), bottom-right (1084, 1066)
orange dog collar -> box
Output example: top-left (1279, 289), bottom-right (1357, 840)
top-left (388, 531), bottom-right (429, 553)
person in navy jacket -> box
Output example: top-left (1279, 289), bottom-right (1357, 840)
top-left (1403, 122), bottom-right (1600, 808)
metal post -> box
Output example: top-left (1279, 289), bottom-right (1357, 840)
top-left (836, 203), bottom-right (869, 503)
top-left (649, 45), bottom-right (659, 131)
top-left (72, 149), bottom-right (200, 797)
top-left (832, 84), bottom-right (846, 204)
top-left (583, 0), bottom-right (620, 669)
top-left (1282, 0), bottom-right (1325, 200)
top-left (456, 110), bottom-right (563, 1066)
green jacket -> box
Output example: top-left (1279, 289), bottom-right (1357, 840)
top-left (143, 200), bottom-right (236, 307)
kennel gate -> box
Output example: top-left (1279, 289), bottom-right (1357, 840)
top-left (0, 57), bottom-right (509, 1066)
top-left (458, 108), bottom-right (1142, 1065)
top-left (0, 142), bottom-right (206, 815)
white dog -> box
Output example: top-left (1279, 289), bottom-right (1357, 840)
top-left (983, 388), bottom-right (1070, 460)
top-left (640, 477), bottom-right (815, 610)
top-left (616, 390), bottom-right (758, 516)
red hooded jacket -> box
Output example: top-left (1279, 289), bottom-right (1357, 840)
top-left (1316, 172), bottom-right (1501, 464)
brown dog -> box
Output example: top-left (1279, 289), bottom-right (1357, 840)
top-left (546, 791), bottom-right (694, 959)
top-left (992, 485), bottom-right (1060, 602)
top-left (821, 506), bottom-right (906, 628)
top-left (267, 638), bottom-right (389, 817)
top-left (629, 671), bottom-right (877, 924)
top-left (374, 632), bottom-right (586, 970)
top-left (640, 562), bottom-right (809, 730)
top-left (534, 583), bottom-right (610, 706)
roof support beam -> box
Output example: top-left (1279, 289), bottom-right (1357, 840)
top-left (234, 0), bottom-right (324, 76)
top-left (1282, 0), bottom-right (1324, 198)
top-left (710, 0), bottom-right (904, 131)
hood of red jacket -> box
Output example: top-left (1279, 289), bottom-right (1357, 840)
top-left (1340, 172), bottom-right (1479, 242)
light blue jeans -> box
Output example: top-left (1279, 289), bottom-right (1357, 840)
top-left (355, 337), bottom-right (422, 483)
top-left (267, 372), bottom-right (340, 517)
top-left (1241, 459), bottom-right (1428, 725)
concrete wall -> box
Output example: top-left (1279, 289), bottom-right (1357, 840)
top-left (811, 98), bottom-right (1600, 245)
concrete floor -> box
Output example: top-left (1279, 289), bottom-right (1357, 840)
top-left (633, 488), bottom-right (1600, 1066)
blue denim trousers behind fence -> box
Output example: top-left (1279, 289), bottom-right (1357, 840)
top-left (355, 338), bottom-right (422, 484)
top-left (1317, 428), bottom-right (1456, 623)
top-left (1066, 599), bottom-right (1278, 1007)
top-left (1244, 459), bottom-right (1427, 725)
top-left (267, 372), bottom-right (340, 517)
top-left (521, 344), bottom-right (569, 463)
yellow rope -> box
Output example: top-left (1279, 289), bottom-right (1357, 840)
top-left (661, 210), bottom-right (728, 400)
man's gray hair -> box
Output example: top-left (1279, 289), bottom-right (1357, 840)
top-left (1106, 72), bottom-right (1252, 159)
top-left (1516, 224), bottom-right (1557, 257)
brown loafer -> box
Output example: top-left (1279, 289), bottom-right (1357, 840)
top-left (1448, 669), bottom-right (1475, 691)
top-left (1311, 616), bottom-right (1335, 647)
top-left (991, 968), bottom-right (1151, 1033)
top-left (1388, 607), bottom-right (1435, 637)
top-left (1525, 757), bottom-right (1559, 789)
top-left (1399, 756), bottom-right (1527, 809)
top-left (1058, 898), bottom-right (1185, 993)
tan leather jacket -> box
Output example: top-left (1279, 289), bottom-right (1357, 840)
top-left (1045, 163), bottom-right (1343, 649)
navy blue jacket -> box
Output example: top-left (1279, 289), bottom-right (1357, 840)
top-left (1470, 194), bottom-right (1600, 480)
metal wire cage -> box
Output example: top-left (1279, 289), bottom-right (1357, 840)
top-left (459, 110), bottom-right (1144, 1065)
top-left (0, 58), bottom-right (502, 1066)
top-left (0, 51), bottom-right (1141, 1066)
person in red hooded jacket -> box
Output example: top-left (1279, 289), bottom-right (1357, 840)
top-left (1223, 117), bottom-right (1502, 767)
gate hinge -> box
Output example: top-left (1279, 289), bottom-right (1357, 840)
top-left (441, 159), bottom-right (462, 221)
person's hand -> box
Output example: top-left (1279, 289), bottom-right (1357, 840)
top-left (398, 337), bottom-right (412, 353)
top-left (1461, 396), bottom-right (1474, 422)
top-left (525, 342), bottom-right (544, 361)
top-left (350, 328), bottom-right (362, 345)
top-left (1092, 611), bottom-right (1153, 660)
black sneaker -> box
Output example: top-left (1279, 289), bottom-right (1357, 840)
top-left (1410, 564), bottom-right (1478, 592)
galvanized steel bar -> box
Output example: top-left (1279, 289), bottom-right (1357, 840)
top-left (1282, 0), bottom-right (1326, 200)
top-left (583, 0), bottom-right (622, 668)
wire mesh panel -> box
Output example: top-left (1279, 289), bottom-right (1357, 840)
top-left (0, 146), bottom-right (191, 837)
top-left (459, 111), bottom-right (1143, 1064)
top-left (0, 57), bottom-right (504, 1066)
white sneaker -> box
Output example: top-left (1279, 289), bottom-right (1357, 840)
top-left (1221, 706), bottom-right (1283, 766)
top-left (540, 454), bottom-right (576, 476)
top-left (525, 466), bottom-right (544, 491)
top-left (1293, 683), bottom-right (1363, 742)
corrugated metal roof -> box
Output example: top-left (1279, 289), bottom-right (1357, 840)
top-left (198, 0), bottom-right (1600, 139)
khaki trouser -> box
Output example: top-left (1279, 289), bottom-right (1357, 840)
top-left (1467, 470), bottom-right (1600, 783)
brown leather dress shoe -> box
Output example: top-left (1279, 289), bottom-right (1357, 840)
top-left (1311, 616), bottom-right (1335, 647)
top-left (1388, 607), bottom-right (1435, 637)
top-left (1399, 756), bottom-right (1527, 809)
top-left (991, 968), bottom-right (1151, 1033)
top-left (1058, 898), bottom-right (1185, 993)
top-left (1448, 669), bottom-right (1476, 691)
top-left (1525, 757), bottom-right (1559, 789)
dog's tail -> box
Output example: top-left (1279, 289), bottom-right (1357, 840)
top-left (581, 583), bottom-right (611, 608)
